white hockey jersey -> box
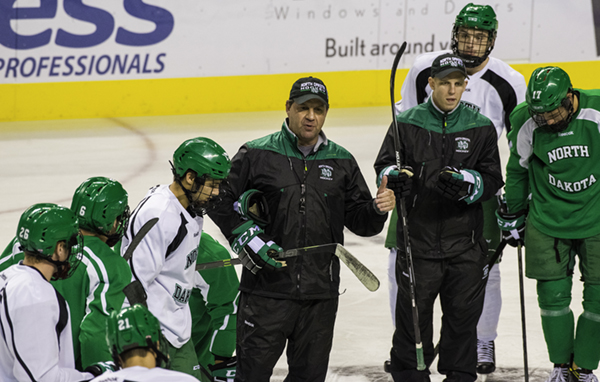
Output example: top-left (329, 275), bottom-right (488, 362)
top-left (90, 366), bottom-right (200, 381)
top-left (399, 50), bottom-right (527, 139)
top-left (121, 185), bottom-right (203, 348)
top-left (0, 263), bottom-right (94, 382)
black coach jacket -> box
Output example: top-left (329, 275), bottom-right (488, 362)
top-left (210, 120), bottom-right (387, 299)
top-left (374, 99), bottom-right (503, 259)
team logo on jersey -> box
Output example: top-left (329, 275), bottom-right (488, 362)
top-left (185, 248), bottom-right (198, 270)
top-left (319, 164), bottom-right (334, 181)
top-left (173, 284), bottom-right (192, 304)
top-left (455, 137), bottom-right (471, 153)
top-left (548, 173), bottom-right (596, 193)
top-left (460, 100), bottom-right (480, 113)
top-left (547, 145), bottom-right (589, 164)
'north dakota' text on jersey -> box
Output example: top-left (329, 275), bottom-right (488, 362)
top-left (548, 173), bottom-right (597, 193)
top-left (548, 145), bottom-right (590, 163)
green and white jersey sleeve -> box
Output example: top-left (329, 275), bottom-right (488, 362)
top-left (190, 232), bottom-right (239, 367)
top-left (53, 236), bottom-right (132, 370)
top-left (506, 89), bottom-right (600, 238)
top-left (0, 237), bottom-right (22, 273)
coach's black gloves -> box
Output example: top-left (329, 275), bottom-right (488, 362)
top-left (230, 220), bottom-right (285, 274)
top-left (436, 166), bottom-right (483, 204)
top-left (496, 198), bottom-right (526, 247)
top-left (379, 165), bottom-right (414, 200)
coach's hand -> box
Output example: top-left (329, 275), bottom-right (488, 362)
top-left (230, 221), bottom-right (285, 274)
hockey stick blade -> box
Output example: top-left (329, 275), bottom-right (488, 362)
top-left (122, 217), bottom-right (159, 262)
top-left (195, 243), bottom-right (339, 271)
top-left (334, 244), bottom-right (380, 292)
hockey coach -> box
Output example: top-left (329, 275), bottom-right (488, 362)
top-left (210, 76), bottom-right (396, 381)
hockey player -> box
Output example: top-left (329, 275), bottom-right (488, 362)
top-left (120, 137), bottom-right (231, 380)
top-left (500, 66), bottom-right (600, 382)
top-left (375, 53), bottom-right (503, 382)
top-left (190, 232), bottom-right (238, 382)
top-left (0, 178), bottom-right (131, 374)
top-left (91, 304), bottom-right (200, 381)
top-left (54, 176), bottom-right (131, 372)
top-left (383, 3), bottom-right (526, 376)
top-left (0, 203), bottom-right (96, 381)
top-left (209, 76), bottom-right (396, 382)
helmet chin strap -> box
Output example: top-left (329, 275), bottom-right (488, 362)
top-left (47, 257), bottom-right (72, 280)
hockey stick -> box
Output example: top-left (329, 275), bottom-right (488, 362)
top-left (122, 217), bottom-right (159, 262)
top-left (196, 243), bottom-right (380, 292)
top-left (390, 41), bottom-right (425, 371)
top-left (122, 217), bottom-right (159, 307)
top-left (195, 243), bottom-right (339, 270)
top-left (517, 243), bottom-right (529, 382)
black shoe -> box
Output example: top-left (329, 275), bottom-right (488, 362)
top-left (476, 340), bottom-right (496, 375)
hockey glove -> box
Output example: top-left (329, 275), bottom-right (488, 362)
top-left (436, 166), bottom-right (483, 204)
top-left (209, 356), bottom-right (237, 382)
top-left (233, 189), bottom-right (270, 228)
top-left (84, 361), bottom-right (116, 377)
top-left (496, 204), bottom-right (526, 248)
top-left (379, 165), bottom-right (414, 200)
top-left (231, 220), bottom-right (285, 274)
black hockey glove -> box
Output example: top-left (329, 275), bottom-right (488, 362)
top-left (435, 166), bottom-right (483, 204)
top-left (230, 220), bottom-right (285, 274)
top-left (209, 356), bottom-right (237, 382)
top-left (84, 361), bottom-right (117, 377)
top-left (496, 203), bottom-right (526, 247)
top-left (379, 165), bottom-right (414, 200)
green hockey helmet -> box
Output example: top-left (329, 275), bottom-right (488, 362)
top-left (172, 137), bottom-right (230, 181)
top-left (107, 304), bottom-right (170, 368)
top-left (526, 66), bottom-right (574, 132)
top-left (17, 203), bottom-right (83, 280)
top-left (171, 137), bottom-right (231, 215)
top-left (71, 177), bottom-right (130, 247)
top-left (452, 3), bottom-right (498, 68)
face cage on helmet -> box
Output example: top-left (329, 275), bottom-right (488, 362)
top-left (529, 96), bottom-right (574, 133)
top-left (105, 206), bottom-right (130, 247)
top-left (186, 175), bottom-right (227, 216)
top-left (50, 234), bottom-right (84, 280)
top-left (451, 25), bottom-right (495, 68)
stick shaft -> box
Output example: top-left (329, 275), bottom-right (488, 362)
top-left (517, 244), bottom-right (529, 382)
top-left (390, 41), bottom-right (425, 371)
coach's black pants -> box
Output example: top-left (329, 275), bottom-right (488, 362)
top-left (390, 244), bottom-right (487, 382)
top-left (235, 293), bottom-right (338, 382)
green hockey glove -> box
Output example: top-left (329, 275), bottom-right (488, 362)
top-left (208, 356), bottom-right (237, 382)
top-left (233, 189), bottom-right (270, 228)
top-left (231, 220), bottom-right (284, 274)
top-left (436, 166), bottom-right (483, 204)
top-left (496, 203), bottom-right (526, 248)
top-left (84, 361), bottom-right (117, 377)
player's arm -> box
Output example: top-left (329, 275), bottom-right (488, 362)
top-left (195, 234), bottom-right (239, 358)
top-left (79, 253), bottom-right (131, 369)
top-left (0, 237), bottom-right (23, 273)
top-left (504, 105), bottom-right (532, 212)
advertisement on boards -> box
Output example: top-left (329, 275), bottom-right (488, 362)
top-left (0, 0), bottom-right (598, 84)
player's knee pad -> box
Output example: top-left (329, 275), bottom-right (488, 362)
top-left (537, 278), bottom-right (573, 311)
top-left (583, 283), bottom-right (600, 316)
